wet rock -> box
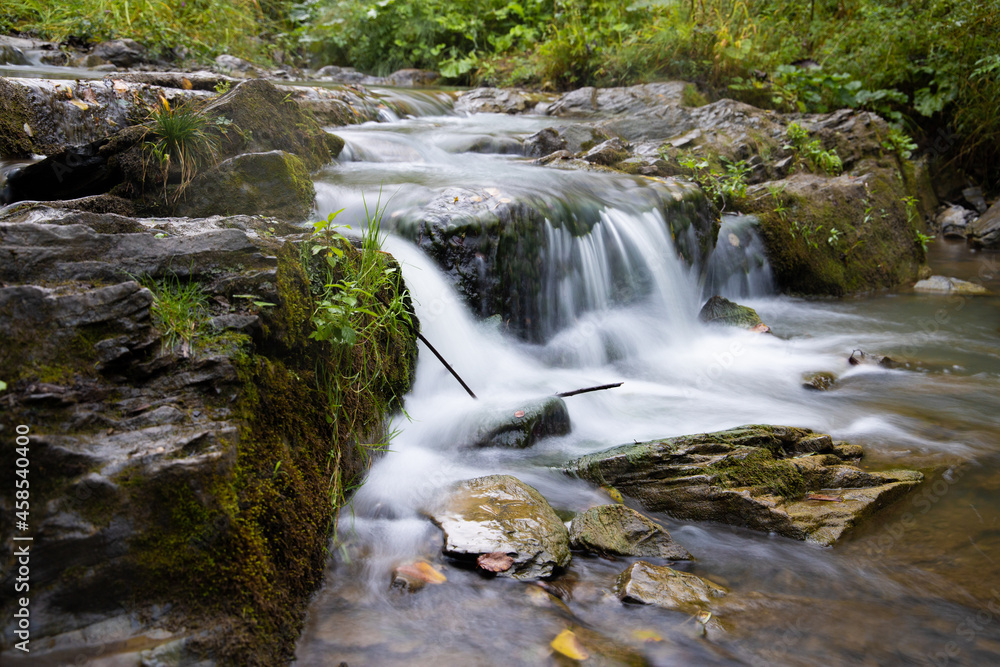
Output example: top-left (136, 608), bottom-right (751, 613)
top-left (428, 475), bottom-right (571, 580)
top-left (0, 43), bottom-right (30, 65)
top-left (802, 371), bottom-right (837, 391)
top-left (967, 199), bottom-right (1000, 248)
top-left (523, 127), bottom-right (566, 157)
top-left (569, 504), bottom-right (691, 560)
top-left (386, 69), bottom-right (441, 87)
top-left (698, 295), bottom-right (769, 332)
top-left (615, 561), bottom-right (726, 612)
top-left (597, 106), bottom-right (696, 143)
top-left (962, 186), bottom-right (988, 214)
top-left (454, 88), bottom-right (535, 115)
top-left (562, 425), bottom-right (923, 545)
top-left (0, 208), bottom-right (274, 285)
top-left (580, 137), bottom-right (629, 166)
top-left (547, 82), bottom-right (687, 117)
top-left (832, 443), bottom-right (864, 460)
top-left (935, 204), bottom-right (977, 238)
top-left (471, 396), bottom-right (571, 448)
top-left (315, 65), bottom-right (371, 84)
top-left (93, 39), bottom-right (148, 67)
top-left (175, 150), bottom-right (315, 219)
top-left (847, 350), bottom-right (900, 369)
top-left (914, 275), bottom-right (992, 296)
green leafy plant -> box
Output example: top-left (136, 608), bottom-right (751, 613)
top-left (783, 122), bottom-right (842, 176)
top-left (677, 154), bottom-right (749, 211)
top-left (915, 231), bottom-right (935, 253)
top-left (883, 127), bottom-right (918, 160)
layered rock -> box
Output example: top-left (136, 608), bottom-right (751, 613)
top-left (615, 561), bottom-right (726, 612)
top-left (562, 425), bottom-right (923, 545)
top-left (0, 205), bottom-right (418, 664)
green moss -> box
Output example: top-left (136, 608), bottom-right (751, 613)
top-left (0, 78), bottom-right (33, 157)
top-left (681, 84), bottom-right (709, 108)
top-left (707, 447), bottom-right (806, 500)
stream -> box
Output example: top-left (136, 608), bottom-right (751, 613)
top-left (289, 87), bottom-right (1000, 665)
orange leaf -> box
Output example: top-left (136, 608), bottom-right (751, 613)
top-left (395, 561), bottom-right (446, 584)
top-left (806, 493), bottom-right (844, 503)
top-left (477, 552), bottom-right (515, 572)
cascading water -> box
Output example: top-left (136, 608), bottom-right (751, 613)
top-left (293, 91), bottom-right (1000, 666)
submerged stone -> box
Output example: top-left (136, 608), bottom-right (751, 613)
top-left (615, 561), bottom-right (726, 612)
top-left (428, 474), bottom-right (571, 580)
top-left (803, 371), bottom-right (837, 391)
top-left (562, 425), bottom-right (922, 545)
top-left (470, 396), bottom-right (571, 448)
top-left (569, 504), bottom-right (691, 560)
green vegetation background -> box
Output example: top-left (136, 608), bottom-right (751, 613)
top-left (2, 0), bottom-right (998, 178)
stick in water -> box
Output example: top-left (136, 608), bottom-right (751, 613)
top-left (555, 382), bottom-right (623, 398)
top-left (415, 331), bottom-right (477, 399)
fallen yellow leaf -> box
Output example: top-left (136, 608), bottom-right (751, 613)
top-left (631, 629), bottom-right (663, 643)
top-left (182, 77), bottom-right (193, 90)
top-left (68, 99), bottom-right (89, 110)
top-left (551, 629), bottom-right (589, 661)
top-left (600, 486), bottom-right (623, 503)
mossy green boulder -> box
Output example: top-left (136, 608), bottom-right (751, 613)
top-left (569, 504), bottom-right (691, 560)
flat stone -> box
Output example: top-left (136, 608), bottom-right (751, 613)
top-left (914, 275), bottom-right (992, 295)
top-left (615, 561), bottom-right (726, 612)
top-left (562, 425), bottom-right (923, 545)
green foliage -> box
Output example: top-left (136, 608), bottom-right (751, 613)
top-left (915, 230), bottom-right (935, 253)
top-left (783, 122), bottom-right (842, 176)
top-left (143, 98), bottom-right (222, 200)
top-left (677, 154), bottom-right (749, 211)
top-left (145, 275), bottom-right (209, 355)
top-left (0, 0), bottom-right (285, 63)
top-left (304, 196), bottom-right (414, 435)
top-left (883, 127), bottom-right (918, 160)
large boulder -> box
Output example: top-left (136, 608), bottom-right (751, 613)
top-left (615, 561), bottom-right (726, 612)
top-left (199, 79), bottom-right (343, 171)
top-left (174, 150), bottom-right (316, 220)
top-left (742, 171), bottom-right (927, 296)
top-left (428, 475), bottom-right (571, 580)
top-left (569, 504), bottom-right (691, 560)
top-left (453, 88), bottom-right (539, 115)
top-left (562, 425), bottom-right (923, 545)
top-left (967, 199), bottom-right (1000, 248)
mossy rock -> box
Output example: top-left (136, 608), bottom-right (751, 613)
top-left (698, 295), bottom-right (768, 331)
top-left (562, 425), bottom-right (923, 545)
top-left (743, 169), bottom-right (927, 296)
top-left (201, 79), bottom-right (341, 171)
top-left (175, 150), bottom-right (315, 220)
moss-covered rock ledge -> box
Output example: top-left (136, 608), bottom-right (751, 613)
top-left (0, 206), bottom-right (417, 664)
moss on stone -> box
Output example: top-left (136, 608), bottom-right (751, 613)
top-left (0, 78), bottom-right (34, 157)
top-left (706, 447), bottom-right (806, 500)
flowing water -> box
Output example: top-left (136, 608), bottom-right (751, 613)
top-left (295, 88), bottom-right (1000, 666)
top-left (2, 65), bottom-right (998, 663)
